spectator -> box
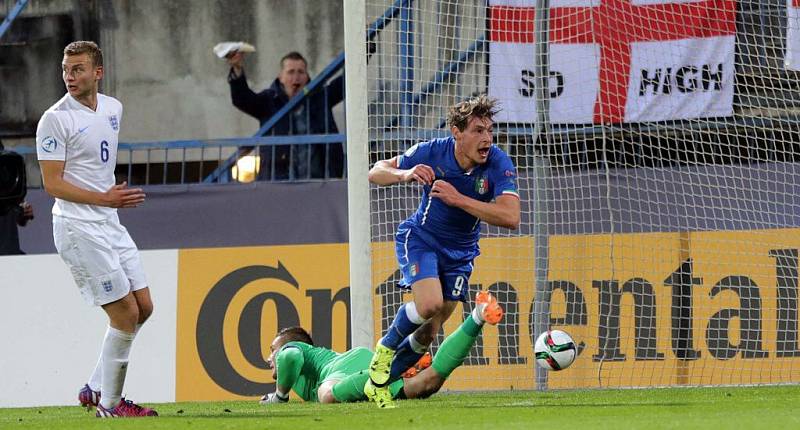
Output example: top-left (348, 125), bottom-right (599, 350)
top-left (227, 50), bottom-right (344, 180)
top-left (0, 140), bottom-right (34, 256)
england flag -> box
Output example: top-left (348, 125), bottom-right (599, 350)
top-left (787, 0), bottom-right (800, 70)
top-left (488, 0), bottom-right (736, 124)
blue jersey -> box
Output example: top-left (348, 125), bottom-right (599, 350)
top-left (397, 136), bottom-right (519, 251)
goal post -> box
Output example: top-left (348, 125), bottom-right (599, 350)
top-left (347, 0), bottom-right (800, 391)
top-left (344, 0), bottom-right (374, 350)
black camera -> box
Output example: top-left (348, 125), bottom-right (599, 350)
top-left (0, 149), bottom-right (27, 216)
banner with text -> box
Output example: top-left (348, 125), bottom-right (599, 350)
top-left (545, 229), bottom-right (800, 387)
top-left (174, 231), bottom-right (800, 400)
top-left (488, 0), bottom-right (736, 124)
top-left (375, 230), bottom-right (800, 390)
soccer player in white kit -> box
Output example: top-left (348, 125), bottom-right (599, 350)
top-left (36, 41), bottom-right (157, 418)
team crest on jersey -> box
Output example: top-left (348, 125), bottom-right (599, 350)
top-left (40, 136), bottom-right (58, 153)
top-left (475, 176), bottom-right (489, 195)
top-left (101, 280), bottom-right (113, 292)
top-left (109, 115), bottom-right (119, 131)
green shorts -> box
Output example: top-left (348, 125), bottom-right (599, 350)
top-left (325, 347), bottom-right (405, 403)
top-left (323, 347), bottom-right (374, 384)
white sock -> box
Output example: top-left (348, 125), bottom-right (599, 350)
top-left (471, 304), bottom-right (486, 325)
top-left (88, 324), bottom-right (142, 392)
top-left (408, 333), bottom-right (429, 354)
top-left (404, 302), bottom-right (427, 325)
top-left (99, 326), bottom-right (135, 409)
top-left (87, 348), bottom-right (103, 392)
top-left (275, 387), bottom-right (288, 398)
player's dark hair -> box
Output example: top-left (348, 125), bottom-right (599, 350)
top-left (277, 326), bottom-right (314, 345)
top-left (447, 94), bottom-right (499, 131)
top-left (280, 51), bottom-right (308, 69)
top-left (64, 41), bottom-right (103, 68)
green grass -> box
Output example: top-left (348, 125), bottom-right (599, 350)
top-left (3, 385), bottom-right (799, 430)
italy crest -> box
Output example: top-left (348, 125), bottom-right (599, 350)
top-left (475, 177), bottom-right (488, 195)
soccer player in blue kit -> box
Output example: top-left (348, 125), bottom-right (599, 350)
top-left (364, 95), bottom-right (520, 408)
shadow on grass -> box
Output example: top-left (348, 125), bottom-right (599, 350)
top-left (153, 399), bottom-right (692, 420)
top-left (398, 399), bottom-right (693, 409)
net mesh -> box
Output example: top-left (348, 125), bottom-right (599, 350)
top-left (356, 0), bottom-right (800, 390)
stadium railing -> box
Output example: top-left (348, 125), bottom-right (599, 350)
top-left (0, 0), bottom-right (29, 40)
top-left (11, 134), bottom-right (345, 186)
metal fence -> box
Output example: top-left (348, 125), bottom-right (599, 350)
top-left (11, 134), bottom-right (346, 187)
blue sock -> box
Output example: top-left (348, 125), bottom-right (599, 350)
top-left (389, 335), bottom-right (427, 381)
top-left (380, 303), bottom-right (426, 349)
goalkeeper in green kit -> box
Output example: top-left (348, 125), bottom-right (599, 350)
top-left (260, 290), bottom-right (503, 405)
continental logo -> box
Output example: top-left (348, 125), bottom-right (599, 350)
top-left (413, 254), bottom-right (799, 367)
top-left (196, 263), bottom-right (329, 396)
top-left (176, 233), bottom-right (800, 400)
top-left (177, 245), bottom-right (351, 401)
top-left (585, 254), bottom-right (799, 362)
top-left (377, 253), bottom-right (799, 386)
top-left (544, 231), bottom-right (800, 388)
top-left (376, 233), bottom-right (800, 390)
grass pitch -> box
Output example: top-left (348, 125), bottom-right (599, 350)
top-left (3, 385), bottom-right (798, 430)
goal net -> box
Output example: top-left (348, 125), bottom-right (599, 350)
top-left (346, 0), bottom-right (800, 391)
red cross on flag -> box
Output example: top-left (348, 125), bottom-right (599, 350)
top-left (488, 0), bottom-right (736, 124)
top-left (787, 0), bottom-right (800, 70)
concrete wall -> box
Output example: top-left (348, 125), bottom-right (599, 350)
top-left (5, 0), bottom-right (345, 142)
top-left (105, 0), bottom-right (345, 141)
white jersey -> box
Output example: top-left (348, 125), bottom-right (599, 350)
top-left (36, 93), bottom-right (122, 221)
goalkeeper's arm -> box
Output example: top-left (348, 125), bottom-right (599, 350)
top-left (261, 346), bottom-right (304, 404)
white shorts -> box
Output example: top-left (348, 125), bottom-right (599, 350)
top-left (53, 213), bottom-right (148, 306)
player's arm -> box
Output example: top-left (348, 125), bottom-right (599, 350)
top-left (263, 346), bottom-right (304, 404)
top-left (227, 52), bottom-right (274, 120)
top-left (39, 160), bottom-right (145, 208)
top-left (431, 181), bottom-right (520, 229)
top-left (368, 156), bottom-right (435, 186)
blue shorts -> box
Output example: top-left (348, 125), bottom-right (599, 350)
top-left (394, 226), bottom-right (477, 302)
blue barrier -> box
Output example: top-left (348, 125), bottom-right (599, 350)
top-left (0, 0), bottom-right (29, 40)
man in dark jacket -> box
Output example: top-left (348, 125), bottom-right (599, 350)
top-left (227, 51), bottom-right (344, 180)
top-left (0, 140), bottom-right (34, 255)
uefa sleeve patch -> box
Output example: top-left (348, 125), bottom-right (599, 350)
top-left (40, 136), bottom-right (58, 153)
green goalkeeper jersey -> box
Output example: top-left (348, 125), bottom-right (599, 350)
top-left (275, 341), bottom-right (373, 402)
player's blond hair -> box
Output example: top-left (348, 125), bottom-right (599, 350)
top-left (447, 94), bottom-right (500, 131)
top-left (64, 41), bottom-right (103, 68)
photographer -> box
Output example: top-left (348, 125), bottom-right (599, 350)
top-left (0, 140), bottom-right (34, 255)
